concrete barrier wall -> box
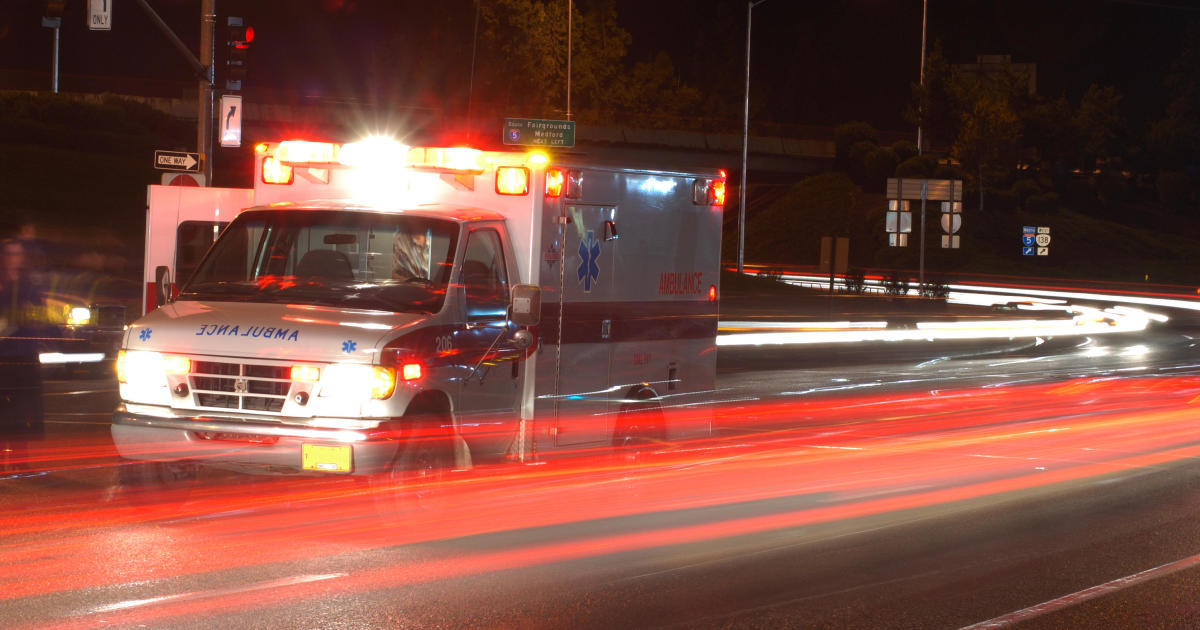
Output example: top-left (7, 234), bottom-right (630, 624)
top-left (9, 90), bottom-right (838, 161)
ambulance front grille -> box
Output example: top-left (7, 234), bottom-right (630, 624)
top-left (189, 360), bottom-right (291, 413)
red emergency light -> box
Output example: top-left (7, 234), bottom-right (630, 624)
top-left (496, 167), bottom-right (530, 195)
top-left (545, 168), bottom-right (565, 198)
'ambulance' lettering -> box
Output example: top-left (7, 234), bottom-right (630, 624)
top-left (195, 324), bottom-right (299, 341)
top-left (658, 272), bottom-right (704, 296)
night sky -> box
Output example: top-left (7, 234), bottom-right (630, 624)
top-left (2, 0), bottom-right (1197, 132)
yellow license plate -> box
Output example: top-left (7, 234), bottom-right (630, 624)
top-left (301, 444), bottom-right (352, 472)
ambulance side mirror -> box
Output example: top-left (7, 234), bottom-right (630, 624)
top-left (509, 284), bottom-right (541, 327)
top-left (154, 265), bottom-right (173, 308)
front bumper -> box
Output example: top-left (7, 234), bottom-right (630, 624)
top-left (111, 404), bottom-right (401, 475)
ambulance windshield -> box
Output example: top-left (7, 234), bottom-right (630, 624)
top-left (179, 209), bottom-right (458, 313)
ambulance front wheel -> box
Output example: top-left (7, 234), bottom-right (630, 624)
top-left (369, 408), bottom-right (456, 520)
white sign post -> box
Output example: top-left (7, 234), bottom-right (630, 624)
top-left (886, 178), bottom-right (963, 285)
top-left (88, 0), bottom-right (112, 31)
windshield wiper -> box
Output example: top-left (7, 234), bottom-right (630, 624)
top-left (179, 281), bottom-right (261, 299)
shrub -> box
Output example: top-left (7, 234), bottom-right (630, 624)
top-left (883, 271), bottom-right (909, 296)
top-left (895, 155), bottom-right (936, 178)
top-left (1157, 171), bottom-right (1192, 209)
top-left (1025, 191), bottom-right (1061, 213)
top-left (919, 276), bottom-right (950, 298)
top-left (844, 268), bottom-right (867, 294)
top-left (892, 140), bottom-right (918, 163)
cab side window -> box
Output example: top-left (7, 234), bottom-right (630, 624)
top-left (462, 230), bottom-right (508, 320)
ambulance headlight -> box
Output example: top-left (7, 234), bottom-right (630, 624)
top-left (117, 350), bottom-right (189, 385)
top-left (320, 364), bottom-right (396, 400)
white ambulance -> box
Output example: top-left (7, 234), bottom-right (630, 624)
top-left (113, 137), bottom-right (725, 480)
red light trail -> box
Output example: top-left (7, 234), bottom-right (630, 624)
top-left (4, 374), bottom-right (1200, 627)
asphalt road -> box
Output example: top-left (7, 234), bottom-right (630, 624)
top-left (5, 319), bottom-right (1200, 629)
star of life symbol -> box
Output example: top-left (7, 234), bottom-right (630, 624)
top-left (341, 340), bottom-right (357, 353)
top-left (138, 329), bottom-right (151, 342)
top-left (577, 230), bottom-right (600, 292)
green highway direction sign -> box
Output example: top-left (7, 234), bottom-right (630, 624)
top-left (503, 118), bottom-right (575, 148)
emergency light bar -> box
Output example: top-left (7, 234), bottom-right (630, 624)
top-left (274, 140), bottom-right (341, 166)
top-left (406, 147), bottom-right (485, 174)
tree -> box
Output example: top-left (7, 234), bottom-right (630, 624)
top-left (953, 94), bottom-right (1021, 212)
top-left (834, 121), bottom-right (878, 172)
top-left (610, 52), bottom-right (701, 126)
top-left (475, 0), bottom-right (629, 118)
top-left (1021, 95), bottom-right (1077, 187)
top-left (1149, 26), bottom-right (1200, 171)
top-left (1076, 84), bottom-right (1124, 172)
top-left (907, 43), bottom-right (960, 152)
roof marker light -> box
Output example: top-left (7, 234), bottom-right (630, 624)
top-left (527, 152), bottom-right (549, 165)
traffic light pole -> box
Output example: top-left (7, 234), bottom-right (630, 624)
top-left (132, 0), bottom-right (215, 185)
top-left (199, 0), bottom-right (215, 185)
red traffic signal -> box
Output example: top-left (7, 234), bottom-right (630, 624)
top-left (228, 25), bottom-right (254, 47)
top-left (225, 16), bottom-right (253, 91)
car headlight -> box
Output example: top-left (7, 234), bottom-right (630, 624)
top-left (67, 306), bottom-right (92, 326)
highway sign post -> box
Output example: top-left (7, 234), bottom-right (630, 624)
top-left (154, 150), bottom-right (201, 172)
top-left (886, 178), bottom-right (963, 286)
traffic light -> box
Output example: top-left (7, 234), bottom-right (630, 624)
top-left (42, 0), bottom-right (65, 27)
top-left (43, 0), bottom-right (65, 20)
top-left (225, 16), bottom-right (254, 91)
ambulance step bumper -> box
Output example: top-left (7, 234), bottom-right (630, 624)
top-left (111, 405), bottom-right (400, 474)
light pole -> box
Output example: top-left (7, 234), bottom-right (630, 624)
top-left (738, 0), bottom-right (770, 274)
top-left (917, 0), bottom-right (928, 287)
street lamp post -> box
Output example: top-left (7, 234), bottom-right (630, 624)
top-left (738, 0), bottom-right (770, 275)
top-left (917, 0), bottom-right (928, 287)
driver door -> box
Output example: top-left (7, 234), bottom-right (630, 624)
top-left (453, 227), bottom-right (522, 458)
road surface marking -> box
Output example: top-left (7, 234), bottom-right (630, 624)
top-left (960, 550), bottom-right (1200, 629)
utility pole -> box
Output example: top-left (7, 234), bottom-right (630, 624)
top-left (199, 0), bottom-right (215, 185)
top-left (739, 0), bottom-right (770, 275)
top-left (566, 0), bottom-right (572, 120)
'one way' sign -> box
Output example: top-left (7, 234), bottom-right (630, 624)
top-left (154, 150), bottom-right (200, 172)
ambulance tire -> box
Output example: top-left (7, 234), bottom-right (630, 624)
top-left (369, 411), bottom-right (455, 520)
top-left (117, 459), bottom-right (199, 506)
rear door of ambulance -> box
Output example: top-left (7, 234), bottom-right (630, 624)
top-left (545, 197), bottom-right (619, 448)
